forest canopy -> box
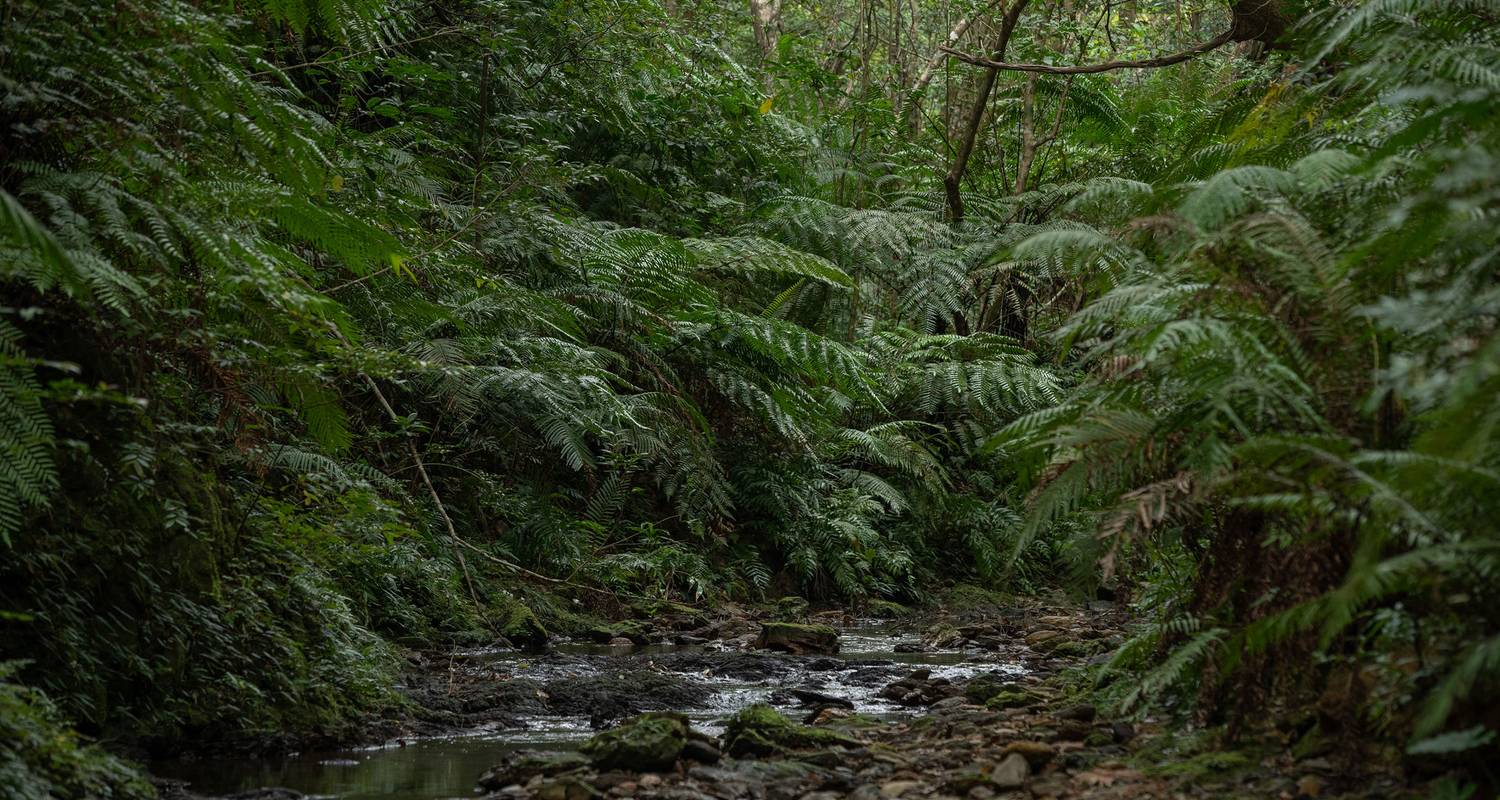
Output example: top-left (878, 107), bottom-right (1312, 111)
top-left (1, 0), bottom-right (1498, 795)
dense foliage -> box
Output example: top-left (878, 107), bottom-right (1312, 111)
top-left (1, 0), bottom-right (1497, 790)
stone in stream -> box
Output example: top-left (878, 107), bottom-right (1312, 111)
top-left (478, 751), bottom-right (591, 790)
top-left (790, 688), bottom-right (855, 709)
top-left (721, 704), bottom-right (860, 757)
top-left (580, 712), bottom-right (698, 771)
top-left (755, 622), bottom-right (840, 655)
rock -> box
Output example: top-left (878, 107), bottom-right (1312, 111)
top-left (755, 622), bottom-right (840, 655)
top-left (867, 600), bottom-right (908, 619)
top-left (587, 620), bottom-right (653, 645)
top-left (961, 674), bottom-right (1016, 705)
top-left (943, 764), bottom-right (995, 793)
top-left (607, 637), bottom-right (634, 647)
top-left (682, 738), bottom-right (722, 764)
top-left (1110, 721), bottom-right (1136, 744)
top-left (1055, 704), bottom-right (1096, 722)
top-left (1000, 741), bottom-right (1055, 769)
top-left (879, 780), bottom-right (926, 797)
top-left (1024, 630), bottom-right (1063, 647)
top-left (580, 712), bottom-right (689, 771)
top-left (983, 689), bottom-right (1038, 710)
top-left (500, 602), bottom-right (550, 651)
top-left (479, 751), bottom-right (591, 790)
top-left (1056, 720), bottom-right (1091, 741)
top-left (893, 642), bottom-right (925, 653)
top-left (531, 778), bottom-right (596, 800)
top-left (774, 596), bottom-right (811, 621)
top-left (991, 753), bottom-right (1029, 789)
top-left (791, 688), bottom-right (855, 709)
top-left (721, 704), bottom-right (860, 757)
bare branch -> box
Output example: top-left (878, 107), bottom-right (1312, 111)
top-left (941, 27), bottom-right (1233, 75)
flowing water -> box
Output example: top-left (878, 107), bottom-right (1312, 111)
top-left (151, 623), bottom-right (1023, 800)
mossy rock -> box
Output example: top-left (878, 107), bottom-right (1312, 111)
top-left (581, 712), bottom-right (688, 771)
top-left (1045, 639), bottom-right (1103, 658)
top-left (963, 674), bottom-right (1019, 705)
top-left (586, 619), bottom-right (653, 644)
top-left (499, 602), bottom-right (550, 651)
top-left (721, 704), bottom-right (861, 757)
top-left (985, 689), bottom-right (1040, 710)
top-left (479, 751), bottom-right (591, 790)
top-left (755, 622), bottom-right (839, 654)
top-left (773, 596), bottom-right (811, 621)
top-left (943, 584), bottom-right (1011, 616)
top-left (866, 599), bottom-right (908, 619)
top-left (1147, 749), bottom-right (1254, 778)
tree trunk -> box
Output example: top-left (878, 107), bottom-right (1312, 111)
top-left (749, 0), bottom-right (782, 59)
top-left (942, 0), bottom-right (1030, 222)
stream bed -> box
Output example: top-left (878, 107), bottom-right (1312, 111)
top-left (151, 623), bottom-right (1025, 800)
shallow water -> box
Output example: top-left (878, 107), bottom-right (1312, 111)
top-left (151, 623), bottom-right (1021, 799)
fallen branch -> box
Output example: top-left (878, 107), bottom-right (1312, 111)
top-left (941, 28), bottom-right (1233, 75)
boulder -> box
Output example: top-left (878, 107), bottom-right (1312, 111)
top-left (755, 622), bottom-right (840, 655)
top-left (580, 712), bottom-right (689, 771)
top-left (499, 603), bottom-right (549, 651)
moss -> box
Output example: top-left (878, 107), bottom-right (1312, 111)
top-left (985, 689), bottom-right (1040, 710)
top-left (943, 584), bottom-right (1012, 615)
top-left (498, 601), bottom-right (550, 651)
top-left (772, 596), bottom-right (810, 621)
top-left (866, 599), bottom-right (908, 619)
top-left (581, 712), bottom-right (688, 771)
top-left (722, 704), bottom-right (860, 757)
top-left (755, 622), bottom-right (839, 654)
top-left (1147, 749), bottom-right (1255, 778)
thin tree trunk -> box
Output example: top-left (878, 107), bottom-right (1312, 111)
top-left (942, 0), bottom-right (1030, 222)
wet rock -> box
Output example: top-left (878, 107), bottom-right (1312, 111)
top-left (991, 753), bottom-right (1029, 789)
top-left (581, 712), bottom-right (690, 771)
top-left (722, 704), bottom-right (860, 757)
top-left (479, 751), bottom-right (591, 790)
top-left (682, 738), bottom-right (722, 764)
top-left (654, 651), bottom-right (792, 681)
top-left (791, 688), bottom-right (855, 709)
top-left (893, 642), bottom-right (925, 653)
top-left (756, 622), bottom-right (840, 655)
top-left (544, 670), bottom-right (712, 717)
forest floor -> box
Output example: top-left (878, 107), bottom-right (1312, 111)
top-left (155, 598), bottom-right (1414, 800)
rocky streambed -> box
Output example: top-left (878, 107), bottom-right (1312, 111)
top-left (151, 609), bottom-right (1042, 800)
top-left (151, 600), bottom-right (1400, 800)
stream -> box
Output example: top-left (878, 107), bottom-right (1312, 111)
top-left (150, 623), bottom-right (1026, 800)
